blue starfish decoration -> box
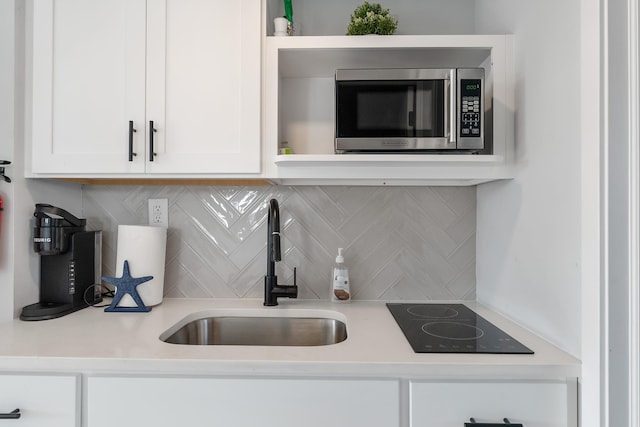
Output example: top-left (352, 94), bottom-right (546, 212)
top-left (102, 260), bottom-right (153, 313)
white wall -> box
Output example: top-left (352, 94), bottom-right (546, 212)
top-left (475, 2), bottom-right (606, 426)
top-left (606, 0), bottom-right (630, 421)
top-left (474, 0), bottom-right (583, 357)
top-left (0, 0), bottom-right (17, 322)
top-left (0, 1), bottom-right (84, 321)
top-left (605, 0), bottom-right (638, 425)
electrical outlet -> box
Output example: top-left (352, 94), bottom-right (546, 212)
top-left (148, 198), bottom-right (168, 227)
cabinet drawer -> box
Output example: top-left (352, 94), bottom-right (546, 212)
top-left (410, 380), bottom-right (575, 427)
top-left (0, 374), bottom-right (78, 427)
top-left (87, 376), bottom-right (399, 427)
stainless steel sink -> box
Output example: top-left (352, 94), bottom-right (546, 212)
top-left (160, 313), bottom-right (347, 346)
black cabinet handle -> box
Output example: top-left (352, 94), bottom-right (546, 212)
top-left (0, 160), bottom-right (11, 183)
top-left (149, 121), bottom-right (157, 162)
top-left (128, 121), bottom-right (137, 162)
top-left (465, 418), bottom-right (522, 427)
top-left (0, 408), bottom-right (20, 419)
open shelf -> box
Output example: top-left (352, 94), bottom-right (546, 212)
top-left (262, 34), bottom-right (514, 186)
top-left (274, 153), bottom-right (504, 165)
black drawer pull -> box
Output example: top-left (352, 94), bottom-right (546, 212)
top-left (128, 121), bottom-right (137, 162)
top-left (0, 408), bottom-right (20, 419)
top-left (465, 418), bottom-right (522, 427)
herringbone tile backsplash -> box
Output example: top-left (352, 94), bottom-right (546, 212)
top-left (82, 186), bottom-right (476, 301)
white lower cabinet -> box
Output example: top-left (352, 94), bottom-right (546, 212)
top-left (0, 374), bottom-right (78, 427)
top-left (85, 376), bottom-right (400, 427)
top-left (410, 380), bottom-right (577, 427)
top-left (0, 373), bottom-right (577, 427)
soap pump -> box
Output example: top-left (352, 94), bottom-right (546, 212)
top-left (331, 248), bottom-right (351, 303)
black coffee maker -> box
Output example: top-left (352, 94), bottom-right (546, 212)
top-left (20, 204), bottom-right (102, 321)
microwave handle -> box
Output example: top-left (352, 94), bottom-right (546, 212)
top-left (446, 69), bottom-right (457, 144)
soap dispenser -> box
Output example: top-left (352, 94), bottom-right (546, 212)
top-left (331, 248), bottom-right (351, 303)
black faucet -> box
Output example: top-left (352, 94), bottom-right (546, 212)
top-left (264, 199), bottom-right (298, 306)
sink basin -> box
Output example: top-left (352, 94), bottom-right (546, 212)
top-left (160, 311), bottom-right (348, 346)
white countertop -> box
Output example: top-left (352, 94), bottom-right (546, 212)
top-left (0, 299), bottom-right (580, 379)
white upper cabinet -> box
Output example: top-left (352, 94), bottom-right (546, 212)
top-left (144, 0), bottom-right (260, 174)
top-left (31, 0), bottom-right (146, 175)
top-left (29, 0), bottom-right (261, 177)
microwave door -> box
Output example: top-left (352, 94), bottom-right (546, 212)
top-left (404, 82), bottom-right (436, 140)
top-left (335, 69), bottom-right (457, 152)
top-left (414, 80), bottom-right (450, 149)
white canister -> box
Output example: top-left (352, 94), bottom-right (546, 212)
top-left (274, 17), bottom-right (289, 36)
top-left (113, 225), bottom-right (167, 307)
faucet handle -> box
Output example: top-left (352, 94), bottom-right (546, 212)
top-left (285, 267), bottom-right (298, 299)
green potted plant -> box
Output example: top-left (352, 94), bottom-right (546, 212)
top-left (346, 1), bottom-right (398, 35)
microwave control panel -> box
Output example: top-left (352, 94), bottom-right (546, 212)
top-left (459, 79), bottom-right (482, 138)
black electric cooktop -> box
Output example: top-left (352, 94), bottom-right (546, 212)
top-left (386, 303), bottom-right (534, 354)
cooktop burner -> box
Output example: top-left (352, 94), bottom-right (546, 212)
top-left (386, 303), bottom-right (534, 354)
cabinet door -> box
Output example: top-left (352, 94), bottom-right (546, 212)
top-left (145, 0), bottom-right (261, 174)
top-left (87, 376), bottom-right (399, 427)
top-left (410, 380), bottom-right (576, 427)
top-left (31, 0), bottom-right (147, 174)
top-left (0, 374), bottom-right (78, 427)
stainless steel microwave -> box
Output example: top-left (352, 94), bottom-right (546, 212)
top-left (335, 68), bottom-right (489, 153)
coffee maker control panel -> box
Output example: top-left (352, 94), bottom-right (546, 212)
top-left (68, 261), bottom-right (76, 295)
